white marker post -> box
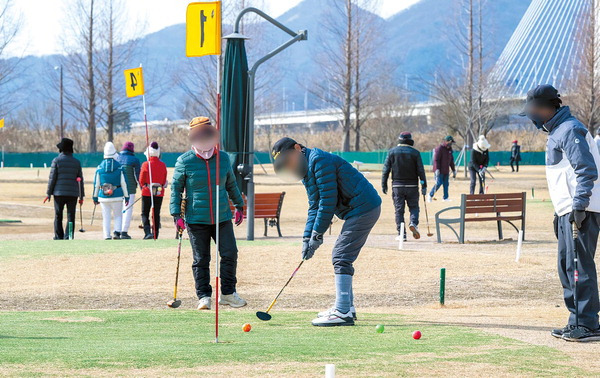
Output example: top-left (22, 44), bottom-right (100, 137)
top-left (325, 364), bottom-right (336, 378)
top-left (398, 222), bottom-right (405, 250)
top-left (515, 229), bottom-right (524, 262)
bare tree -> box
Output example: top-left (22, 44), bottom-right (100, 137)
top-left (0, 0), bottom-right (23, 114)
top-left (570, 0), bottom-right (600, 134)
top-left (62, 0), bottom-right (99, 152)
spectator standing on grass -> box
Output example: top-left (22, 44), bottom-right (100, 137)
top-left (116, 141), bottom-right (141, 239)
top-left (428, 136), bottom-right (456, 202)
top-left (381, 132), bottom-right (427, 241)
top-left (271, 137), bottom-right (381, 327)
top-left (170, 117), bottom-right (246, 311)
top-left (468, 135), bottom-right (490, 195)
top-left (45, 138), bottom-right (84, 240)
top-left (92, 142), bottom-right (130, 240)
top-left (510, 140), bottom-right (521, 172)
top-left (139, 142), bottom-right (168, 240)
top-left (522, 84), bottom-right (600, 342)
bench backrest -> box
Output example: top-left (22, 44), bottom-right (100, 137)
top-left (462, 192), bottom-right (526, 216)
top-left (230, 192), bottom-right (286, 218)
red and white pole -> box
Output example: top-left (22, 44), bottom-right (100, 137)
top-left (215, 53), bottom-right (222, 344)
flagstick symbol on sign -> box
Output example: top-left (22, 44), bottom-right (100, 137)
top-left (186, 1), bottom-right (222, 344)
top-left (123, 66), bottom-right (156, 240)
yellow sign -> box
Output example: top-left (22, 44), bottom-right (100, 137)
top-left (0, 119), bottom-right (4, 128)
top-left (186, 2), bottom-right (222, 57)
top-left (124, 67), bottom-right (145, 98)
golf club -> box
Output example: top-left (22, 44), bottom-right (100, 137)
top-left (482, 167), bottom-right (496, 181)
top-left (573, 221), bottom-right (580, 329)
top-left (257, 260), bottom-right (304, 321)
top-left (77, 177), bottom-right (85, 232)
top-left (90, 203), bottom-right (97, 226)
top-left (167, 230), bottom-right (184, 308)
top-left (422, 195), bottom-right (434, 237)
top-left (121, 196), bottom-right (141, 213)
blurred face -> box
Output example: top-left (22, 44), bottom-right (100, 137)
top-left (274, 144), bottom-right (307, 182)
top-left (190, 125), bottom-right (219, 151)
top-left (524, 104), bottom-right (556, 130)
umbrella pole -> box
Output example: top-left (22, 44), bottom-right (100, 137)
top-left (215, 53), bottom-right (222, 344)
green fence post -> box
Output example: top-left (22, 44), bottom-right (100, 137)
top-left (68, 222), bottom-right (73, 240)
top-left (440, 268), bottom-right (446, 306)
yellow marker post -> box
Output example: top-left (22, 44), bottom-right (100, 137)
top-left (123, 67), bottom-right (145, 98)
top-left (186, 2), bottom-right (222, 57)
top-left (0, 118), bottom-right (4, 128)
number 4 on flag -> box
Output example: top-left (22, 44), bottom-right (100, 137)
top-left (124, 67), bottom-right (145, 98)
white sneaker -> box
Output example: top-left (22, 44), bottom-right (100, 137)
top-left (443, 198), bottom-right (452, 202)
top-left (317, 306), bottom-right (357, 320)
top-left (427, 195), bottom-right (433, 203)
top-left (219, 292), bottom-right (247, 308)
top-left (395, 235), bottom-right (403, 241)
top-left (197, 297), bottom-right (211, 310)
top-left (312, 309), bottom-right (355, 327)
top-left (409, 223), bottom-right (420, 240)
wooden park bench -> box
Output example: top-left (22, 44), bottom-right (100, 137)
top-left (230, 192), bottom-right (286, 237)
top-left (435, 192), bottom-right (526, 244)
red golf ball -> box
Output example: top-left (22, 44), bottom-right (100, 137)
top-left (242, 323), bottom-right (252, 332)
top-left (412, 330), bottom-right (422, 340)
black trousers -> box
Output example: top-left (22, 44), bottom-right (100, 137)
top-left (53, 196), bottom-right (77, 240)
top-left (188, 221), bottom-right (238, 299)
top-left (510, 158), bottom-right (519, 172)
top-left (392, 187), bottom-right (419, 234)
top-left (141, 196), bottom-right (163, 238)
top-left (469, 167), bottom-right (485, 194)
top-left (557, 213), bottom-right (600, 329)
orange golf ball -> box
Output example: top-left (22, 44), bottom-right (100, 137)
top-left (242, 323), bottom-right (252, 332)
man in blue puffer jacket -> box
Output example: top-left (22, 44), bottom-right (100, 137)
top-left (272, 137), bottom-right (381, 327)
top-left (522, 84), bottom-right (600, 342)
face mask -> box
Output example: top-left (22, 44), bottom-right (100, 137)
top-left (193, 146), bottom-right (215, 159)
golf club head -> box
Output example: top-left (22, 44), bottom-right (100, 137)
top-left (256, 311), bottom-right (272, 321)
top-left (167, 299), bottom-right (182, 308)
top-left (79, 229), bottom-right (86, 233)
top-left (427, 233), bottom-right (434, 237)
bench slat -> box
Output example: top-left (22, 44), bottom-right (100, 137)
top-left (466, 193), bottom-right (524, 200)
top-left (464, 205), bottom-right (524, 214)
top-left (464, 215), bottom-right (523, 222)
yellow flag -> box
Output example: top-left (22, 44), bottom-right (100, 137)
top-left (0, 118), bottom-right (4, 128)
top-left (124, 67), bottom-right (145, 98)
top-left (186, 2), bottom-right (222, 57)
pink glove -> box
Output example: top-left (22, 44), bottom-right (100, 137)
top-left (175, 217), bottom-right (186, 233)
top-left (234, 209), bottom-right (244, 226)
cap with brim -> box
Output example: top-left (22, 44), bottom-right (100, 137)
top-left (519, 84), bottom-right (561, 116)
top-left (445, 136), bottom-right (454, 142)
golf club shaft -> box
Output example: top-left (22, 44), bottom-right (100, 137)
top-left (122, 196), bottom-right (141, 213)
top-left (422, 195), bottom-right (433, 236)
top-left (573, 222), bottom-right (579, 327)
top-left (173, 232), bottom-right (182, 300)
top-left (90, 204), bottom-right (97, 226)
top-left (77, 179), bottom-right (85, 231)
top-left (265, 260), bottom-right (304, 314)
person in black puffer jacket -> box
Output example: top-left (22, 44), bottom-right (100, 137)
top-left (468, 135), bottom-right (490, 195)
top-left (382, 132), bottom-right (427, 240)
top-left (46, 138), bottom-right (84, 240)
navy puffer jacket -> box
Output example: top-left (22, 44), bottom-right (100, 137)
top-left (47, 153), bottom-right (84, 198)
top-left (302, 148), bottom-right (381, 238)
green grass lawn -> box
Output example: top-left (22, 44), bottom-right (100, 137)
top-left (0, 310), bottom-right (581, 376)
top-left (0, 239), bottom-right (290, 261)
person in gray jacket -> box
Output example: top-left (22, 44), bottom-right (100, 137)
top-left (522, 84), bottom-right (600, 342)
top-left (45, 138), bottom-right (84, 240)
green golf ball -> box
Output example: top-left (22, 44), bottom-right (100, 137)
top-left (376, 324), bottom-right (385, 333)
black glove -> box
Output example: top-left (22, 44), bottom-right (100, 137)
top-left (421, 186), bottom-right (427, 196)
top-left (569, 210), bottom-right (588, 229)
top-left (553, 215), bottom-right (558, 240)
top-left (302, 237), bottom-right (314, 260)
top-left (308, 231), bottom-right (323, 252)
top-left (382, 183), bottom-right (388, 195)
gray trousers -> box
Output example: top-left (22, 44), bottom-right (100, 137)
top-left (557, 212), bottom-right (600, 329)
top-left (332, 206), bottom-right (381, 275)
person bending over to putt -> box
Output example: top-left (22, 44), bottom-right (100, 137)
top-left (522, 84), bottom-right (600, 342)
top-left (381, 132), bottom-right (427, 241)
top-left (170, 117), bottom-right (246, 311)
top-left (272, 137), bottom-right (381, 327)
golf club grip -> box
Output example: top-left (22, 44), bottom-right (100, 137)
top-left (572, 222), bottom-right (579, 239)
top-left (265, 299), bottom-right (277, 313)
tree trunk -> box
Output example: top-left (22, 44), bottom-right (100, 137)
top-left (353, 23), bottom-right (361, 152)
top-left (341, 0), bottom-right (353, 152)
top-left (87, 0), bottom-right (97, 152)
top-left (107, 0), bottom-right (114, 142)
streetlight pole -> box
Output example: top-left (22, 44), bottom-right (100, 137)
top-left (55, 65), bottom-right (64, 139)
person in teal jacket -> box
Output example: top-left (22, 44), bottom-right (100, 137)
top-left (272, 137), bottom-right (382, 327)
top-left (92, 142), bottom-right (130, 240)
top-left (170, 116), bottom-right (246, 311)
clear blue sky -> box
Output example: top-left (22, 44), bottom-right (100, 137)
top-left (8, 0), bottom-right (420, 57)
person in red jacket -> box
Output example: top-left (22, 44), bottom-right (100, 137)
top-left (428, 136), bottom-right (457, 202)
top-left (139, 141), bottom-right (168, 239)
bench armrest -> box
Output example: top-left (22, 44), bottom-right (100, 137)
top-left (435, 206), bottom-right (461, 219)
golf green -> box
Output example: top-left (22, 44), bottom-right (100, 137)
top-left (0, 310), bottom-right (581, 376)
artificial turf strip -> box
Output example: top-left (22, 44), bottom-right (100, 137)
top-left (0, 310), bottom-right (583, 376)
top-left (0, 239), bottom-right (289, 261)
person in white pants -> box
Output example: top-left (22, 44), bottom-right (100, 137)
top-left (93, 142), bottom-right (130, 240)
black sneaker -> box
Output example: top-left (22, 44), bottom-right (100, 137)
top-left (551, 325), bottom-right (575, 339)
top-left (120, 232), bottom-right (132, 240)
top-left (113, 231), bottom-right (121, 240)
top-left (143, 234), bottom-right (153, 240)
top-left (562, 326), bottom-right (600, 342)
